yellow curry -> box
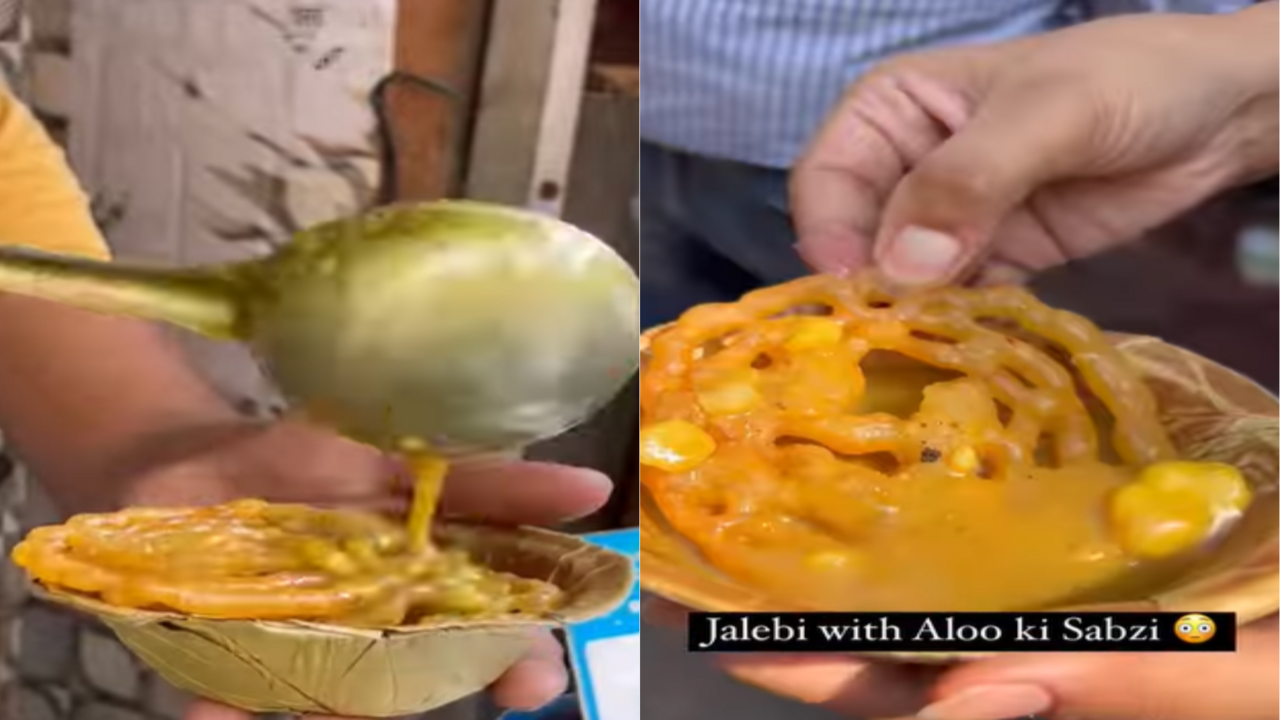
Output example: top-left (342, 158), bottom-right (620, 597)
top-left (12, 448), bottom-right (564, 626)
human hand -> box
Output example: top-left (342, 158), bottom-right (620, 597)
top-left (791, 3), bottom-right (1278, 288)
top-left (112, 419), bottom-right (613, 720)
top-left (645, 597), bottom-right (1279, 719)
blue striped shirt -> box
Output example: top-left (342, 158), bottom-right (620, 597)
top-left (640, 0), bottom-right (1252, 169)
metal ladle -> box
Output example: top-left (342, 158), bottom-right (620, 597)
top-left (0, 200), bottom-right (639, 455)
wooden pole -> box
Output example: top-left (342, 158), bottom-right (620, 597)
top-left (388, 0), bottom-right (487, 201)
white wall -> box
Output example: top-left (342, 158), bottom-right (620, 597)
top-left (34, 0), bottom-right (397, 412)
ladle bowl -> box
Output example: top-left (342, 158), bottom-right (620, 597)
top-left (0, 200), bottom-right (640, 453)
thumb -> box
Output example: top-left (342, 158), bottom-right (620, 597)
top-left (872, 85), bottom-right (1090, 287)
top-left (923, 617), bottom-right (1279, 720)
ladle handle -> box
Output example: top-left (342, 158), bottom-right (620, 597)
top-left (0, 247), bottom-right (243, 339)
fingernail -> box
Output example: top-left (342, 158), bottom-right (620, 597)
top-left (573, 467), bottom-right (616, 492)
top-left (917, 684), bottom-right (1053, 720)
top-left (975, 262), bottom-right (1030, 287)
top-left (881, 226), bottom-right (963, 285)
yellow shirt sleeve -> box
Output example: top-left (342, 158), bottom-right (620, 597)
top-left (0, 87), bottom-right (110, 260)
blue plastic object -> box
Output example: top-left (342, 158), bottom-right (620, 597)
top-left (565, 528), bottom-right (640, 720)
top-left (498, 693), bottom-right (582, 720)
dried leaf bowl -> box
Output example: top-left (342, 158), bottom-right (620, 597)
top-left (30, 522), bottom-right (634, 716)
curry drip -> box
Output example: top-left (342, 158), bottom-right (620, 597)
top-left (11, 456), bottom-right (564, 625)
top-left (406, 451), bottom-right (449, 553)
top-left (640, 274), bottom-right (1252, 611)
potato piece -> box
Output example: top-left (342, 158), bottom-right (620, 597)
top-left (640, 420), bottom-right (718, 472)
top-left (1109, 461), bottom-right (1251, 559)
top-left (695, 367), bottom-right (763, 416)
top-left (784, 317), bottom-right (845, 352)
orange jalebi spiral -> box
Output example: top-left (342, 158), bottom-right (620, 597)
top-left (643, 274), bottom-right (1173, 471)
top-left (12, 499), bottom-right (563, 625)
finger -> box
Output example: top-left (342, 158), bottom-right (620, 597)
top-left (123, 421), bottom-right (397, 509)
top-left (791, 69), bottom-right (966, 276)
top-left (207, 419), bottom-right (397, 490)
top-left (124, 456), bottom-right (408, 514)
top-left (789, 163), bottom-right (879, 276)
top-left (974, 204), bottom-right (1075, 281)
top-left (439, 460), bottom-right (613, 526)
top-left (490, 630), bottom-right (570, 710)
top-left (641, 595), bottom-right (690, 628)
top-left (925, 617), bottom-right (1280, 720)
top-left (971, 259), bottom-right (1033, 288)
top-left (124, 459), bottom-right (251, 507)
top-left (873, 82), bottom-right (1091, 288)
top-left (715, 653), bottom-right (938, 719)
top-left (182, 700), bottom-right (251, 720)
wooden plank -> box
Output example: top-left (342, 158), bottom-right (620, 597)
top-left (463, 0), bottom-right (558, 206)
top-left (524, 0), bottom-right (597, 216)
top-left (387, 0), bottom-right (486, 201)
top-left (562, 92), bottom-right (638, 264)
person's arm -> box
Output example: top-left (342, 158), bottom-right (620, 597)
top-left (0, 89), bottom-right (243, 512)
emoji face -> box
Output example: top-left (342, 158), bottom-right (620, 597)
top-left (1174, 614), bottom-right (1216, 644)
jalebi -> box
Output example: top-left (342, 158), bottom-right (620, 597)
top-left (640, 274), bottom-right (1251, 611)
top-left (12, 499), bottom-right (563, 625)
